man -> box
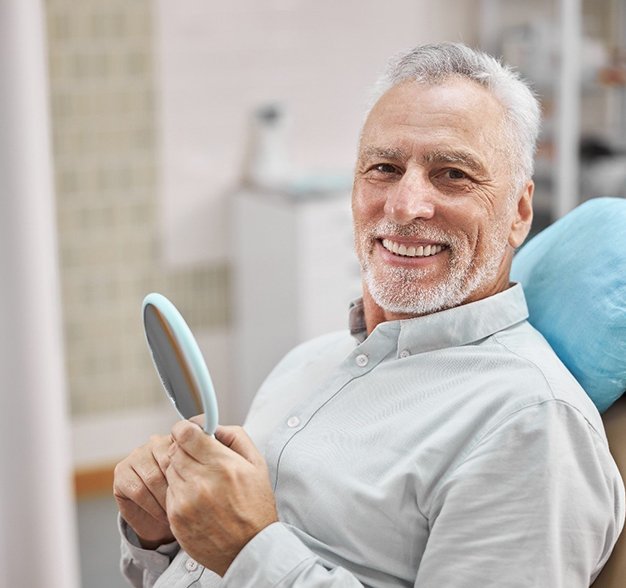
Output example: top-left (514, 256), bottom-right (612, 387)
top-left (114, 43), bottom-right (625, 587)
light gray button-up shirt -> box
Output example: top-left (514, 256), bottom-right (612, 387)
top-left (121, 284), bottom-right (625, 587)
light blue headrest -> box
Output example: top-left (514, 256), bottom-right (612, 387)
top-left (511, 197), bottom-right (626, 413)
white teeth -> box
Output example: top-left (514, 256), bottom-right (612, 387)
top-left (382, 239), bottom-right (443, 258)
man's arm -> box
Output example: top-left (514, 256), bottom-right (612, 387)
top-left (116, 401), bottom-right (623, 587)
top-left (118, 515), bottom-right (180, 588)
top-left (414, 400), bottom-right (624, 587)
top-left (167, 404), bottom-right (623, 587)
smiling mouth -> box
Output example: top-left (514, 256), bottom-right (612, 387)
top-left (381, 238), bottom-right (445, 258)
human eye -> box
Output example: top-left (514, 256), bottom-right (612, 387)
top-left (435, 167), bottom-right (475, 184)
top-left (365, 163), bottom-right (402, 179)
top-left (443, 168), bottom-right (468, 180)
top-left (431, 167), bottom-right (475, 193)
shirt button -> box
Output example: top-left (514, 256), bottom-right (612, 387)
top-left (287, 416), bottom-right (300, 428)
top-left (185, 559), bottom-right (198, 572)
top-left (399, 349), bottom-right (411, 359)
top-left (355, 353), bottom-right (369, 367)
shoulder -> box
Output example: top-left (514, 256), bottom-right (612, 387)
top-left (425, 319), bottom-right (611, 476)
top-left (438, 325), bottom-right (622, 502)
top-left (487, 320), bottom-right (606, 437)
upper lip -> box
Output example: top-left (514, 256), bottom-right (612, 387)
top-left (377, 236), bottom-right (445, 246)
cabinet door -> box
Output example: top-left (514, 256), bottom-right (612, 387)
top-left (298, 196), bottom-right (361, 340)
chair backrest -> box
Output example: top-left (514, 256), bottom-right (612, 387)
top-left (592, 396), bottom-right (626, 587)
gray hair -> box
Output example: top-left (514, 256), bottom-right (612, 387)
top-left (367, 42), bottom-right (541, 190)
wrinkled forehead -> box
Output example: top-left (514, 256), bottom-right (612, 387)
top-left (359, 78), bottom-right (513, 167)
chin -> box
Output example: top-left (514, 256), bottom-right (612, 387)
top-left (364, 272), bottom-right (464, 316)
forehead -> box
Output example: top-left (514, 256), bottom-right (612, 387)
top-left (360, 78), bottom-right (507, 162)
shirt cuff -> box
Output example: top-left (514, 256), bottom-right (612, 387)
top-left (221, 522), bottom-right (317, 587)
top-left (118, 514), bottom-right (180, 564)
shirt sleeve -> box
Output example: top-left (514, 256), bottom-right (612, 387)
top-left (414, 400), bottom-right (625, 588)
top-left (118, 515), bottom-right (180, 588)
top-left (221, 523), bottom-right (367, 587)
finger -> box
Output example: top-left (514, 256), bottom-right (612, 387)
top-left (152, 434), bottom-right (174, 475)
top-left (171, 419), bottom-right (219, 464)
top-left (165, 454), bottom-right (188, 488)
top-left (167, 439), bottom-right (215, 482)
top-left (166, 445), bottom-right (188, 482)
top-left (114, 466), bottom-right (169, 524)
top-left (189, 414), bottom-right (205, 428)
top-left (124, 436), bottom-right (171, 511)
top-left (116, 492), bottom-right (169, 528)
top-left (130, 457), bottom-right (169, 512)
top-left (214, 425), bottom-right (265, 466)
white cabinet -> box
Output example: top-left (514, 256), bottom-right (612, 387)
top-left (231, 189), bottom-right (361, 421)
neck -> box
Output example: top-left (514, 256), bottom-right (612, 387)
top-left (361, 287), bottom-right (419, 335)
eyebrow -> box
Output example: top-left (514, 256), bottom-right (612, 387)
top-left (423, 149), bottom-right (486, 175)
top-left (359, 145), bottom-right (487, 176)
top-left (359, 146), bottom-right (409, 162)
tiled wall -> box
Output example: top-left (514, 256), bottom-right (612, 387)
top-left (45, 0), bottom-right (229, 416)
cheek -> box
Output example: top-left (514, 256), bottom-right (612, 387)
top-left (351, 180), bottom-right (388, 217)
top-left (440, 208), bottom-right (481, 250)
top-left (352, 186), bottom-right (379, 238)
top-left (472, 219), bottom-right (512, 262)
top-left (351, 187), bottom-right (373, 224)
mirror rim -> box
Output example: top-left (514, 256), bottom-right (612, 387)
top-left (142, 292), bottom-right (219, 434)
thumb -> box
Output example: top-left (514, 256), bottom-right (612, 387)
top-left (215, 425), bottom-right (264, 466)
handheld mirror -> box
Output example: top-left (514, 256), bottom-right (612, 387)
top-left (142, 293), bottom-right (218, 434)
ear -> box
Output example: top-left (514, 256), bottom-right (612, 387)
top-left (508, 181), bottom-right (534, 249)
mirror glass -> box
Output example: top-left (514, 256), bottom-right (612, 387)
top-left (142, 293), bottom-right (218, 434)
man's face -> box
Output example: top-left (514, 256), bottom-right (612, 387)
top-left (352, 78), bottom-right (533, 318)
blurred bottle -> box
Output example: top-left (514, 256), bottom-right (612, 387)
top-left (241, 103), bottom-right (291, 191)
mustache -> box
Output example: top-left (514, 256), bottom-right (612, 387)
top-left (368, 221), bottom-right (454, 244)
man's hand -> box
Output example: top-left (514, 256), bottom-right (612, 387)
top-left (166, 422), bottom-right (279, 577)
top-left (113, 434), bottom-right (175, 549)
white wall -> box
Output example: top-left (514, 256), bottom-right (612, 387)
top-left (154, 0), bottom-right (480, 266)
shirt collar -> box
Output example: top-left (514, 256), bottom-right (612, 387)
top-left (349, 283), bottom-right (529, 353)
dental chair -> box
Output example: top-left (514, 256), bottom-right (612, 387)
top-left (594, 396), bottom-right (626, 586)
top-left (511, 197), bottom-right (626, 587)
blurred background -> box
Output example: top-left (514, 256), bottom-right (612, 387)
top-left (1, 0), bottom-right (625, 586)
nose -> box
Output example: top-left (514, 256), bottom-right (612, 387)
top-left (383, 171), bottom-right (435, 225)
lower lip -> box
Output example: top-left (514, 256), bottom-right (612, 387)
top-left (375, 240), bottom-right (445, 266)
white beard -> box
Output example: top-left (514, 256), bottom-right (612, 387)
top-left (356, 220), bottom-right (508, 316)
